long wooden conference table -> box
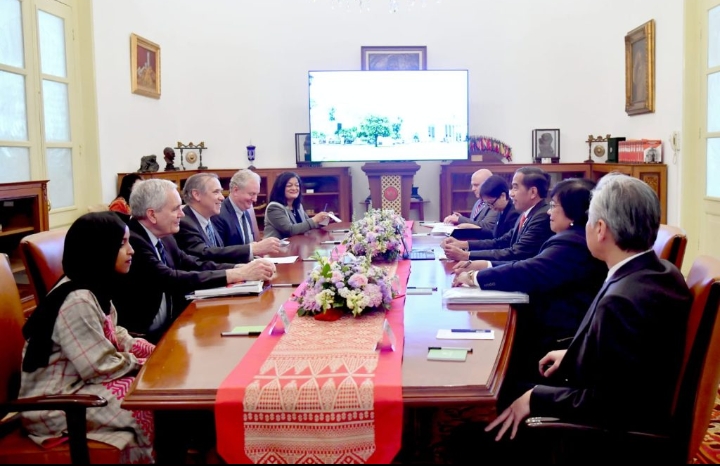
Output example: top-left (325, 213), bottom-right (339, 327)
top-left (122, 223), bottom-right (516, 463)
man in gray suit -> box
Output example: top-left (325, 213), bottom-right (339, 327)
top-left (443, 168), bottom-right (499, 238)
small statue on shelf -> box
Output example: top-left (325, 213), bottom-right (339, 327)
top-left (163, 147), bottom-right (179, 171)
top-left (137, 155), bottom-right (159, 173)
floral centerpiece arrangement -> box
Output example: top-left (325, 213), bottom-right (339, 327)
top-left (342, 208), bottom-right (407, 262)
top-left (294, 253), bottom-right (397, 320)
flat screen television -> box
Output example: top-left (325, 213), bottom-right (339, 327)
top-left (308, 70), bottom-right (469, 163)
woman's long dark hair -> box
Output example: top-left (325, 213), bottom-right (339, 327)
top-left (116, 173), bottom-right (144, 202)
top-left (269, 172), bottom-right (303, 211)
top-left (22, 212), bottom-right (128, 372)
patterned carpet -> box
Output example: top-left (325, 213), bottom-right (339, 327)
top-left (695, 386), bottom-right (720, 463)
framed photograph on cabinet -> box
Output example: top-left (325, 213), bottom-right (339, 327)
top-left (532, 129), bottom-right (560, 164)
top-left (130, 33), bottom-right (161, 99)
top-left (295, 133), bottom-right (318, 167)
top-left (360, 46), bottom-right (427, 71)
top-left (625, 19), bottom-right (655, 115)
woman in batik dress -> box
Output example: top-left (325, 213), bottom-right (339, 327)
top-left (19, 211), bottom-right (155, 463)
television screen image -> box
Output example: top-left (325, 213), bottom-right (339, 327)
top-left (308, 70), bottom-right (469, 163)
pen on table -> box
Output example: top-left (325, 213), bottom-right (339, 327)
top-left (272, 283), bottom-right (302, 288)
top-left (321, 240), bottom-right (342, 244)
top-left (450, 329), bottom-right (491, 333)
top-left (407, 286), bottom-right (438, 291)
top-left (323, 203), bottom-right (328, 212)
top-left (221, 331), bottom-right (262, 337)
top-left (330, 229), bottom-right (350, 233)
top-left (429, 346), bottom-right (474, 353)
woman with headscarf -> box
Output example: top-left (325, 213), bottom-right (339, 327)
top-left (19, 212), bottom-right (155, 464)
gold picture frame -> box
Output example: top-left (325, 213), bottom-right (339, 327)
top-left (130, 33), bottom-right (161, 99)
top-left (360, 46), bottom-right (427, 71)
top-left (625, 20), bottom-right (654, 115)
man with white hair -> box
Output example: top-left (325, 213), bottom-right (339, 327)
top-left (443, 168), bottom-right (499, 238)
top-left (114, 178), bottom-right (275, 341)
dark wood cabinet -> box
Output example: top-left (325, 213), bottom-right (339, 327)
top-left (440, 162), bottom-right (667, 223)
top-left (118, 167), bottom-right (353, 231)
top-left (0, 180), bottom-right (50, 304)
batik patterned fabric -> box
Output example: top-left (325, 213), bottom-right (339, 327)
top-left (216, 261), bottom-right (409, 464)
top-left (380, 175), bottom-right (402, 213)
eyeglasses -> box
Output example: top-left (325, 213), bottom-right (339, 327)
top-left (482, 198), bottom-right (499, 207)
top-left (549, 201), bottom-right (559, 210)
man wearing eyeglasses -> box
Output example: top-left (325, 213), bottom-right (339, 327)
top-left (443, 169), bottom-right (499, 239)
top-left (442, 166), bottom-right (553, 262)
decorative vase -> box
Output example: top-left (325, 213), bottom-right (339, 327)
top-left (314, 308), bottom-right (344, 322)
top-left (246, 144), bottom-right (256, 169)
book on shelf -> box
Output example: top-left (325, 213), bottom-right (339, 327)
top-left (442, 287), bottom-right (529, 304)
top-left (617, 139), bottom-right (662, 163)
top-left (186, 280), bottom-right (266, 299)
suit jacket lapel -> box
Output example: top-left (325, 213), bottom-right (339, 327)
top-left (224, 199), bottom-right (244, 240)
top-left (184, 205), bottom-right (215, 246)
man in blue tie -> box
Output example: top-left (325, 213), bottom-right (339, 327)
top-left (175, 173), bottom-right (281, 263)
top-left (213, 169), bottom-right (277, 250)
top-left (443, 168), bottom-right (499, 238)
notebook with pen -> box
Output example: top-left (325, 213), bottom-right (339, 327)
top-left (186, 280), bottom-right (265, 299)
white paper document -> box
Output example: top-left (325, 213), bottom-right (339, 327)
top-left (431, 224), bottom-right (455, 235)
top-left (187, 280), bottom-right (265, 299)
top-left (266, 256), bottom-right (298, 264)
top-left (442, 287), bottom-right (529, 304)
top-left (327, 212), bottom-right (342, 222)
top-left (436, 329), bottom-right (495, 340)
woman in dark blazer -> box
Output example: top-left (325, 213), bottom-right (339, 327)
top-left (453, 178), bottom-right (607, 403)
top-left (478, 175), bottom-right (520, 239)
top-left (262, 172), bottom-right (330, 239)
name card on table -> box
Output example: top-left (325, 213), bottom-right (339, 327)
top-left (376, 318), bottom-right (397, 352)
top-left (269, 306), bottom-right (291, 335)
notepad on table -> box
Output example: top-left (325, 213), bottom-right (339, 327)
top-left (266, 256), bottom-right (298, 264)
top-left (427, 348), bottom-right (468, 362)
top-left (436, 329), bottom-right (495, 340)
top-left (442, 287), bottom-right (529, 304)
top-left (431, 224), bottom-right (455, 235)
top-left (187, 280), bottom-right (265, 299)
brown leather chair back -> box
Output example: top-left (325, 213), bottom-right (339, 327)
top-left (674, 255), bottom-right (720, 462)
top-left (20, 228), bottom-right (67, 305)
top-left (653, 224), bottom-right (688, 270)
top-left (0, 254), bottom-right (26, 407)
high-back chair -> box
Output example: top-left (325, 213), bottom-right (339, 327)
top-left (653, 224), bottom-right (688, 270)
top-left (19, 229), bottom-right (67, 308)
top-left (0, 254), bottom-right (121, 464)
top-left (524, 254), bottom-right (720, 464)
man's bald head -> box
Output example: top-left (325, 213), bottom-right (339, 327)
top-left (471, 169), bottom-right (493, 198)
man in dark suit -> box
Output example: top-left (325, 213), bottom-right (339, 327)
top-left (114, 178), bottom-right (275, 342)
top-left (443, 168), bottom-right (499, 239)
top-left (175, 173), bottom-right (280, 263)
top-left (442, 166), bottom-right (554, 261)
top-left (212, 169), bottom-right (279, 253)
top-left (485, 173), bottom-right (692, 442)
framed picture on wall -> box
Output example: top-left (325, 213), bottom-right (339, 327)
top-left (625, 19), bottom-right (655, 115)
top-left (130, 33), bottom-right (161, 99)
top-left (532, 129), bottom-right (560, 164)
top-left (295, 133), bottom-right (318, 167)
top-left (360, 46), bottom-right (427, 71)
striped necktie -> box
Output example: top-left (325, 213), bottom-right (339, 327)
top-left (206, 222), bottom-right (218, 247)
top-left (470, 200), bottom-right (482, 220)
top-left (156, 240), bottom-right (168, 265)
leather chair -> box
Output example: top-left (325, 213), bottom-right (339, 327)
top-left (0, 254), bottom-right (121, 464)
top-left (524, 255), bottom-right (720, 463)
top-left (20, 229), bottom-right (67, 309)
top-left (653, 224), bottom-right (688, 270)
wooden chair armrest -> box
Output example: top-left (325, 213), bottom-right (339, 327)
top-left (0, 394), bottom-right (108, 464)
top-left (525, 416), bottom-right (669, 440)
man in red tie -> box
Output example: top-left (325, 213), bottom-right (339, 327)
top-left (442, 166), bottom-right (554, 261)
top-left (443, 169), bottom-right (499, 239)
